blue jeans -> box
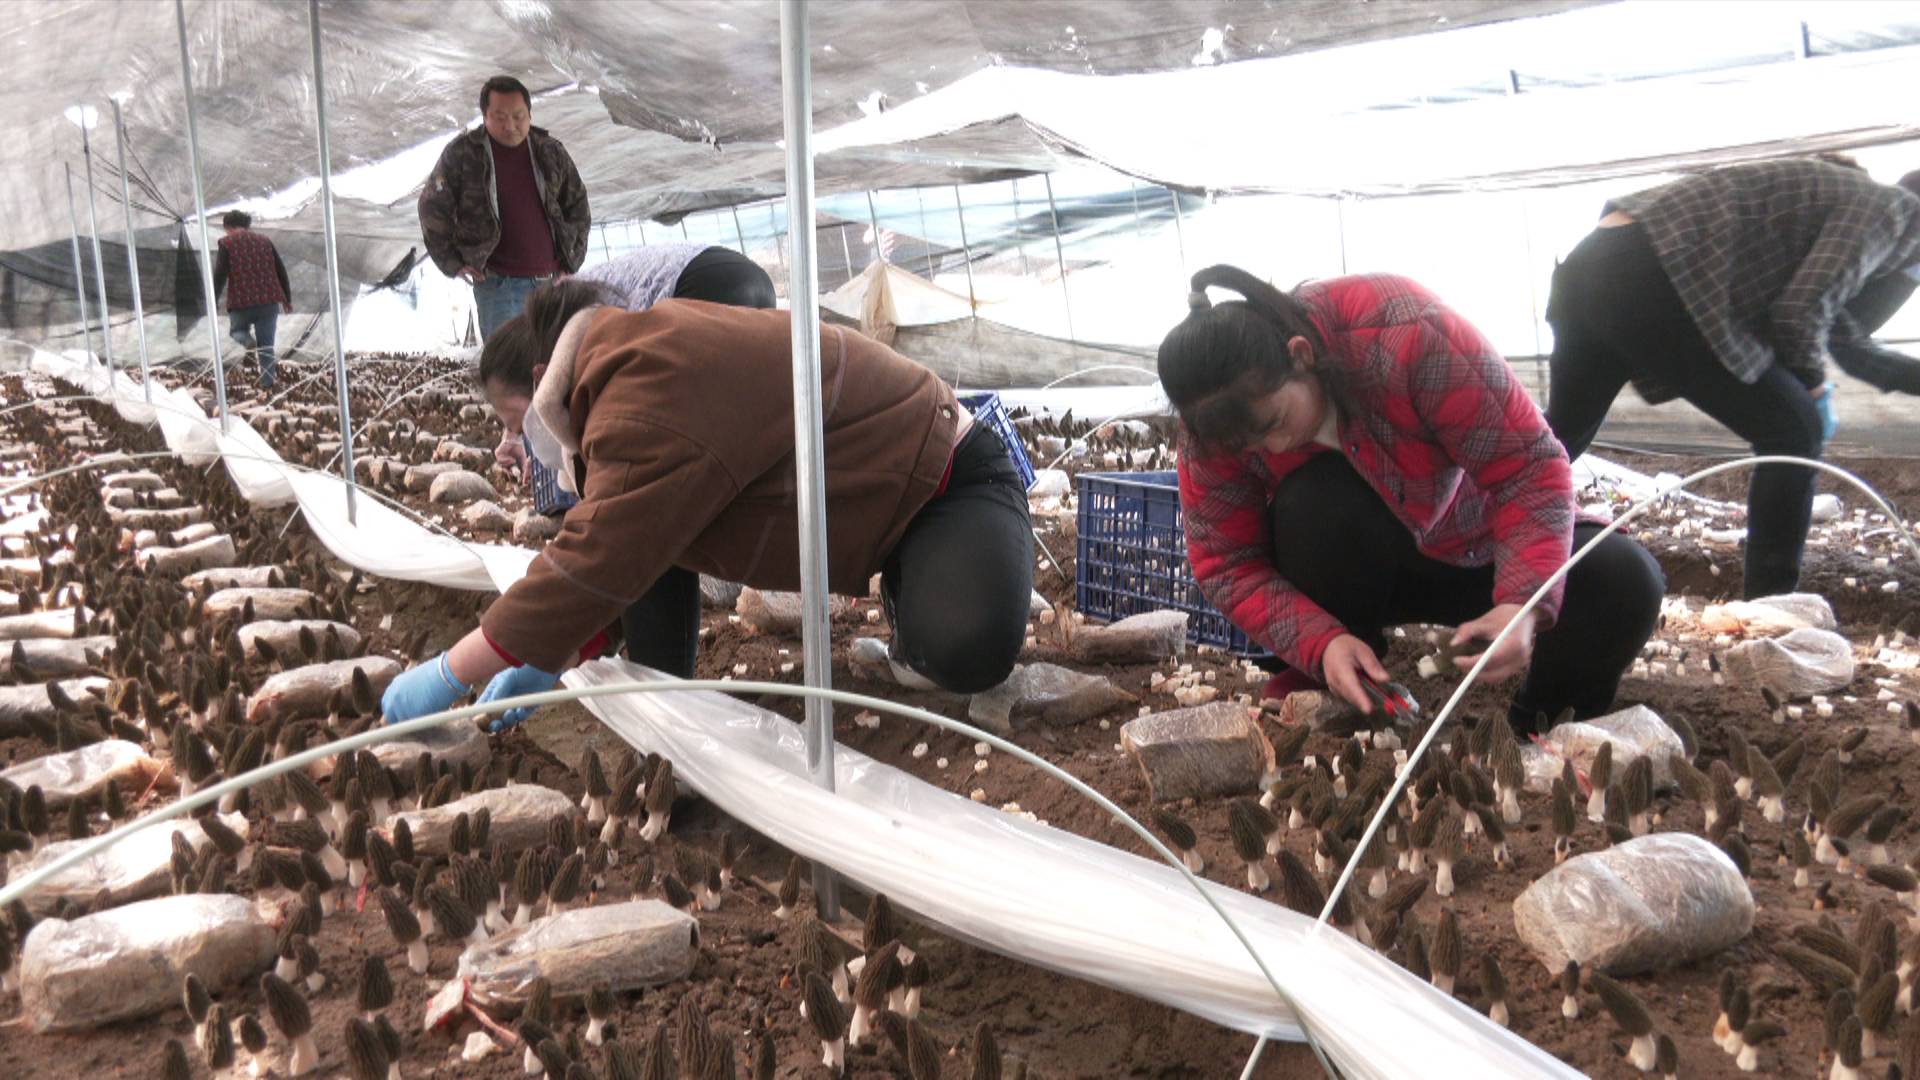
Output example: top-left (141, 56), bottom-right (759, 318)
top-left (472, 273), bottom-right (545, 341)
top-left (475, 273), bottom-right (574, 511)
top-left (227, 303), bottom-right (279, 388)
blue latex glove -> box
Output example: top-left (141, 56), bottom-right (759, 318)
top-left (1815, 382), bottom-right (1838, 442)
top-left (478, 665), bottom-right (560, 732)
top-left (381, 653), bottom-right (470, 724)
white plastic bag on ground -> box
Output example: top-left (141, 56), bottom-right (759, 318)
top-left (0, 740), bottom-right (163, 810)
top-left (387, 785), bottom-right (574, 858)
top-left (12, 812), bottom-right (248, 916)
top-left (1512, 833), bottom-right (1753, 975)
top-left (457, 899), bottom-right (698, 1009)
top-left (1722, 627), bottom-right (1855, 698)
top-left (19, 893), bottom-right (277, 1031)
top-left (1699, 593), bottom-right (1837, 637)
top-left (1519, 705), bottom-right (1684, 794)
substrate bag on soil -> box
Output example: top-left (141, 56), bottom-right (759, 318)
top-left (1512, 833), bottom-right (1753, 975)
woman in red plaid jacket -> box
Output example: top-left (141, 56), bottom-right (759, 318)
top-left (1164, 266), bottom-right (1663, 734)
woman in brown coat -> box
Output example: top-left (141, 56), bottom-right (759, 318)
top-left (381, 280), bottom-right (1033, 725)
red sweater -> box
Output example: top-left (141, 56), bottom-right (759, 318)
top-left (1177, 274), bottom-right (1575, 679)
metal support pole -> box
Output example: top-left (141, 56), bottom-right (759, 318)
top-left (679, 219), bottom-right (691, 241)
top-left (175, 0), bottom-right (229, 433)
top-left (837, 226), bottom-right (853, 283)
top-left (730, 205), bottom-right (749, 255)
top-left (865, 190), bottom-right (882, 266)
top-left (952, 185), bottom-right (978, 313)
top-left (1168, 186), bottom-right (1188, 273)
top-left (1009, 177), bottom-right (1030, 275)
top-left (308, 0), bottom-right (358, 523)
top-left (1041, 173), bottom-right (1074, 341)
top-left (636, 219), bottom-right (648, 245)
top-left (914, 187), bottom-right (936, 280)
top-left (1335, 195), bottom-right (1349, 276)
top-left (62, 165), bottom-right (96, 360)
top-left (78, 120), bottom-right (114, 369)
top-left (111, 99), bottom-right (153, 402)
top-left (778, 0), bottom-right (841, 922)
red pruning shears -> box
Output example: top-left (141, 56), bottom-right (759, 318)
top-left (1356, 674), bottom-right (1416, 719)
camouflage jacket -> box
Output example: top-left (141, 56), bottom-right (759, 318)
top-left (417, 125), bottom-right (590, 277)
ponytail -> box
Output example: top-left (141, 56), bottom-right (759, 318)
top-left (1157, 264), bottom-right (1328, 451)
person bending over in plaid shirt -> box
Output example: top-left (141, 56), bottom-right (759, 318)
top-left (1545, 159), bottom-right (1920, 599)
top-left (1164, 265), bottom-right (1663, 735)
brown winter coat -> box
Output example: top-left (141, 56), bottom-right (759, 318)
top-left (481, 300), bottom-right (963, 671)
top-left (417, 126), bottom-right (590, 277)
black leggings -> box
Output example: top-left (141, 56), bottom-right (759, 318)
top-left (1269, 453), bottom-right (1664, 734)
top-left (627, 424), bottom-right (1034, 695)
top-left (619, 248), bottom-right (779, 675)
top-left (1543, 224), bottom-right (1823, 599)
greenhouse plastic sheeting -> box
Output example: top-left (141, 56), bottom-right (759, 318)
top-left (565, 660), bottom-right (1578, 1079)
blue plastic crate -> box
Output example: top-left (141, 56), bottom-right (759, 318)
top-left (1074, 469), bottom-right (1266, 657)
top-left (958, 391), bottom-right (1037, 491)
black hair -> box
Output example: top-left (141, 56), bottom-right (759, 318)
top-left (1156, 264), bottom-right (1331, 452)
top-left (1899, 170), bottom-right (1920, 199)
top-left (221, 210), bottom-right (252, 230)
top-left (480, 76), bottom-right (532, 115)
top-left (477, 279), bottom-right (614, 396)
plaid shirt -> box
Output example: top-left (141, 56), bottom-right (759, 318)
top-left (1178, 274), bottom-right (1574, 679)
top-left (1606, 159), bottom-right (1920, 403)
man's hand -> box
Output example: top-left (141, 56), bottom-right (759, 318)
top-left (459, 266), bottom-right (485, 284)
top-left (1449, 604), bottom-right (1540, 682)
top-left (1322, 634), bottom-right (1391, 714)
top-left (281, 302), bottom-right (293, 315)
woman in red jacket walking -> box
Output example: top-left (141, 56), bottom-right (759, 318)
top-left (1162, 266), bottom-right (1662, 733)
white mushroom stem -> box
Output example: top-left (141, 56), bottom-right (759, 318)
top-left (524, 1046), bottom-right (542, 1075)
top-left (1408, 850), bottom-right (1426, 876)
top-left (1554, 838), bottom-right (1571, 865)
top-left (1863, 1030), bottom-right (1880, 1059)
top-left (305, 972), bottom-right (326, 994)
top-left (773, 903), bottom-right (793, 920)
top-left (1736, 1044), bottom-right (1760, 1071)
top-left (1630, 812), bottom-right (1651, 837)
top-left (1179, 847), bottom-right (1204, 874)
top-left (904, 987), bottom-right (923, 1019)
top-left (1872, 845), bottom-right (1891, 867)
top-left (697, 884), bottom-right (722, 912)
top-left (598, 817), bottom-right (623, 847)
top-left (832, 966), bottom-right (849, 1004)
top-left (1627, 1033), bottom-right (1656, 1072)
top-left (1712, 1013), bottom-right (1731, 1049)
top-left (1838, 853), bottom-right (1854, 876)
top-left (406, 940), bottom-right (429, 976)
top-left (1734, 777), bottom-right (1752, 800)
top-left (1724, 1031), bottom-right (1745, 1056)
top-left (386, 1065), bottom-right (402, 1080)
top-left (1245, 861), bottom-right (1270, 893)
top-left (1500, 789), bottom-right (1521, 825)
top-left (1489, 1000), bottom-right (1508, 1027)
top-left (1434, 859), bottom-right (1456, 898)
top-left (288, 1033), bottom-right (319, 1076)
top-left (1368, 868), bottom-right (1389, 898)
top-left (1286, 807), bottom-right (1305, 831)
top-left (248, 1050), bottom-right (268, 1079)
top-left (641, 809), bottom-right (670, 843)
top-left (1432, 973), bottom-right (1454, 995)
top-left (586, 1016), bottom-right (606, 1047)
top-left (1831, 1061), bottom-right (1860, 1080)
top-left (849, 1004), bottom-right (872, 1046)
top-left (1313, 849), bottom-right (1331, 876)
top-left (1492, 841), bottom-right (1510, 866)
top-left (1586, 789), bottom-right (1606, 823)
top-left (583, 796), bottom-right (606, 827)
top-left (485, 901), bottom-right (506, 934)
top-left (347, 860), bottom-right (366, 889)
top-left (513, 903), bottom-right (536, 928)
top-left (275, 955), bottom-right (300, 982)
top-left (1562, 995), bottom-right (1580, 1020)
top-left (1816, 834), bottom-right (1840, 865)
top-left (320, 845), bottom-right (349, 881)
top-left (1794, 867), bottom-right (1810, 889)
top-left (1757, 797), bottom-right (1784, 824)
top-left (821, 1036), bottom-right (845, 1072)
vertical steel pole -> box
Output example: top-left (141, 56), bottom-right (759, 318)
top-left (865, 190), bottom-right (882, 266)
top-left (1169, 186), bottom-right (1188, 273)
top-left (636, 219), bottom-right (648, 245)
top-left (679, 219), bottom-right (691, 241)
top-left (175, 0), bottom-right (230, 433)
top-left (78, 120), bottom-right (115, 369)
top-left (779, 0), bottom-right (840, 922)
top-left (952, 185), bottom-right (977, 313)
top-left (1009, 177), bottom-right (1030, 275)
top-left (1041, 173), bottom-right (1074, 341)
top-left (62, 165), bottom-right (96, 360)
top-left (730, 206), bottom-right (749, 255)
top-left (308, 0), bottom-right (358, 523)
top-left (914, 186), bottom-right (936, 280)
top-left (111, 99), bottom-right (154, 402)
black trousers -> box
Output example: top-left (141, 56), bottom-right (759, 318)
top-left (1269, 453), bottom-right (1664, 734)
top-left (619, 248), bottom-right (778, 676)
top-left (1543, 224), bottom-right (1823, 599)
top-left (629, 424), bottom-right (1034, 696)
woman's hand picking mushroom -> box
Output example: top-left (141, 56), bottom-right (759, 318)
top-left (478, 664), bottom-right (559, 732)
top-left (1449, 604), bottom-right (1539, 682)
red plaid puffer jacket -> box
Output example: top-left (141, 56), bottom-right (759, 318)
top-left (1177, 273), bottom-right (1574, 679)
